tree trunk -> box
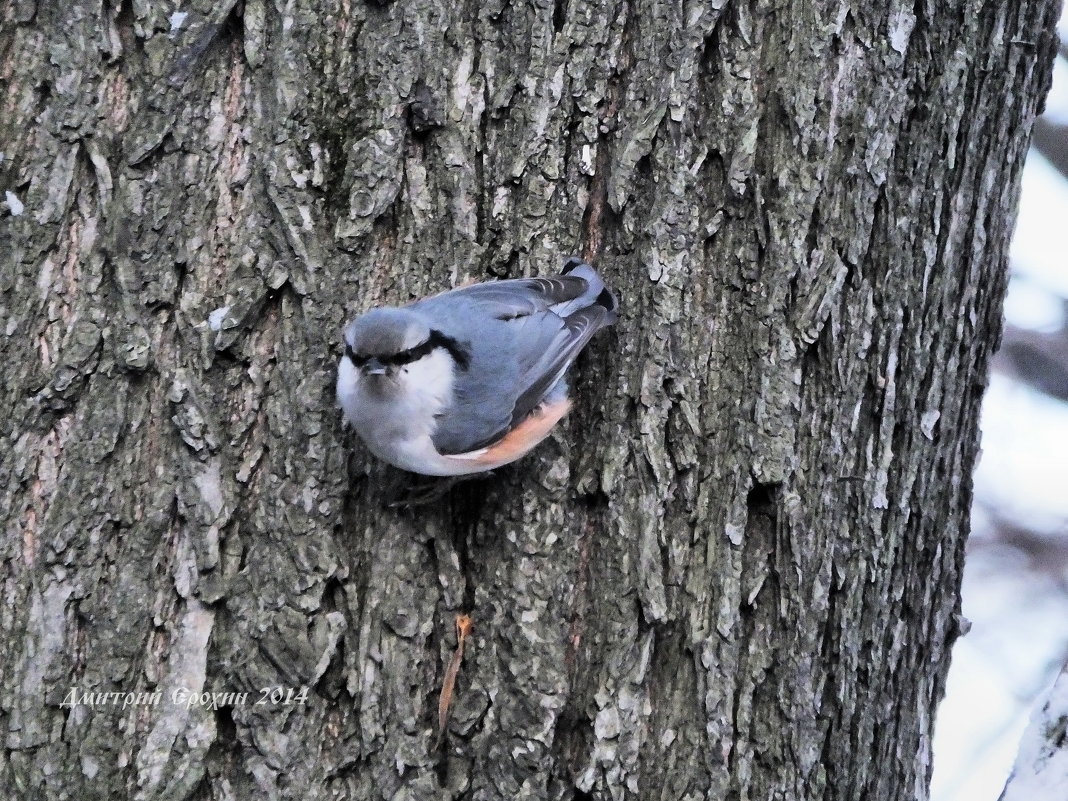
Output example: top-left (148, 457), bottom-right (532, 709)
top-left (0, 1), bottom-right (1058, 799)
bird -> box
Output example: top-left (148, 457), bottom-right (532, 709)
top-left (336, 257), bottom-right (617, 477)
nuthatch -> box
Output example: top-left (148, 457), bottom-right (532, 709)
top-left (337, 258), bottom-right (617, 476)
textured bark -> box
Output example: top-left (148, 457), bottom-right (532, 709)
top-left (0, 1), bottom-right (1058, 800)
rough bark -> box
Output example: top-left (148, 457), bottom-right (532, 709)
top-left (0, 1), bottom-right (1058, 800)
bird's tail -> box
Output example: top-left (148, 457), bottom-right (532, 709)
top-left (559, 257), bottom-right (619, 323)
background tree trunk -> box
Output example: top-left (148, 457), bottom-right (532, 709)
top-left (0, 1), bottom-right (1058, 799)
top-left (1000, 659), bottom-right (1068, 801)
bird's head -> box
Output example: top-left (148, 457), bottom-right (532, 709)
top-left (342, 308), bottom-right (435, 391)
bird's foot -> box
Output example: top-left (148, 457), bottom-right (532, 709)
top-left (387, 472), bottom-right (494, 509)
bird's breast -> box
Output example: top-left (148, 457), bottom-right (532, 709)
top-left (337, 350), bottom-right (457, 472)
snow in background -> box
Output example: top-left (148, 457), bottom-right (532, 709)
top-left (931, 10), bottom-right (1068, 801)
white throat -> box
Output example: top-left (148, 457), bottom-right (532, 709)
top-left (337, 349), bottom-right (456, 470)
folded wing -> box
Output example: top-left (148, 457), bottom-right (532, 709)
top-left (414, 263), bottom-right (616, 454)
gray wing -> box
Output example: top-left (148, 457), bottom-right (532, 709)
top-left (503, 305), bottom-right (610, 429)
top-left (413, 276), bottom-right (612, 454)
top-left (413, 275), bottom-right (592, 320)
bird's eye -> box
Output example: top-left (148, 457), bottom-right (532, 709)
top-left (345, 345), bottom-right (368, 367)
top-left (390, 338), bottom-right (435, 366)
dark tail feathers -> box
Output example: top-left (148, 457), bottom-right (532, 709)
top-left (561, 257), bottom-right (619, 323)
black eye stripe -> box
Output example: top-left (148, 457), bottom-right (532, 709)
top-left (345, 341), bottom-right (430, 367)
top-left (384, 338), bottom-right (436, 366)
top-left (429, 329), bottom-right (471, 370)
top-left (345, 344), bottom-right (368, 367)
top-left (346, 330), bottom-right (471, 370)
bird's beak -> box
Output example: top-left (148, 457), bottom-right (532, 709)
top-left (364, 357), bottom-right (387, 376)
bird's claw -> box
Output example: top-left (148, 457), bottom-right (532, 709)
top-left (386, 472), bottom-right (495, 509)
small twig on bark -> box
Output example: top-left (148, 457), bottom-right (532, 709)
top-left (436, 614), bottom-right (474, 748)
